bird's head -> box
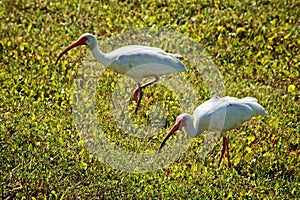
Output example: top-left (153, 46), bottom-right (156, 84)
top-left (80, 33), bottom-right (98, 49)
top-left (158, 113), bottom-right (192, 153)
top-left (55, 33), bottom-right (98, 64)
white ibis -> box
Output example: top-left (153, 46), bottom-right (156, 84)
top-left (55, 33), bottom-right (187, 113)
top-left (158, 96), bottom-right (267, 167)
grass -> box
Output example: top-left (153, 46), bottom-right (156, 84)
top-left (1, 0), bottom-right (299, 199)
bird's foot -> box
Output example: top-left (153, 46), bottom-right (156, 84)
top-left (227, 162), bottom-right (232, 168)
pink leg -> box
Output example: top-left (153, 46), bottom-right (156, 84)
top-left (134, 85), bottom-right (143, 114)
top-left (217, 136), bottom-right (226, 168)
top-left (133, 76), bottom-right (160, 103)
top-left (132, 76), bottom-right (160, 113)
top-left (225, 137), bottom-right (231, 167)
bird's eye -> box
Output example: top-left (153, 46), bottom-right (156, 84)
top-left (79, 37), bottom-right (87, 44)
top-left (176, 117), bottom-right (187, 126)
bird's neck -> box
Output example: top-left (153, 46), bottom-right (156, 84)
top-left (184, 122), bottom-right (198, 138)
top-left (91, 46), bottom-right (111, 67)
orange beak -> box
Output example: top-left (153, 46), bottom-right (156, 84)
top-left (55, 37), bottom-right (87, 65)
top-left (158, 120), bottom-right (182, 153)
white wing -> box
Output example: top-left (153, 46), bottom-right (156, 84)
top-left (106, 45), bottom-right (187, 82)
top-left (194, 96), bottom-right (266, 133)
top-left (107, 45), bottom-right (182, 58)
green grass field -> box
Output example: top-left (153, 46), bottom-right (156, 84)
top-left (1, 0), bottom-right (299, 199)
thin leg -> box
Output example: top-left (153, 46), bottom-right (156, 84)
top-left (217, 136), bottom-right (226, 168)
top-left (225, 137), bottom-right (231, 167)
top-left (133, 76), bottom-right (160, 103)
top-left (134, 85), bottom-right (143, 114)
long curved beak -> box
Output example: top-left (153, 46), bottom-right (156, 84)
top-left (158, 121), bottom-right (181, 153)
top-left (55, 39), bottom-right (86, 64)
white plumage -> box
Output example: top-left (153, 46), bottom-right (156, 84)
top-left (159, 96), bottom-right (267, 167)
top-left (56, 33), bottom-right (187, 113)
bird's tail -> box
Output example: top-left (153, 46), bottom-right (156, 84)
top-left (242, 97), bottom-right (267, 116)
top-left (169, 53), bottom-right (183, 58)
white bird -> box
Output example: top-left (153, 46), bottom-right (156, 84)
top-left (55, 33), bottom-right (187, 113)
top-left (158, 96), bottom-right (267, 167)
